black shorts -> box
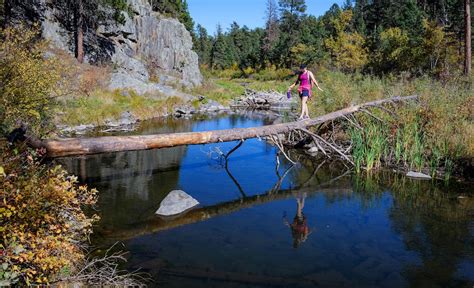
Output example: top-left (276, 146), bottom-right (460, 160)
top-left (299, 89), bottom-right (310, 98)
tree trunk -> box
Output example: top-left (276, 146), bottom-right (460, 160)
top-left (33, 96), bottom-right (418, 158)
top-left (3, 0), bottom-right (10, 28)
top-left (465, 0), bottom-right (472, 75)
top-left (76, 0), bottom-right (84, 63)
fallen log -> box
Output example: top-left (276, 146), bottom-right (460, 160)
top-left (36, 95), bottom-right (418, 157)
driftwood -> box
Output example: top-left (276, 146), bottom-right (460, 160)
top-left (231, 88), bottom-right (292, 109)
top-left (35, 95), bottom-right (418, 157)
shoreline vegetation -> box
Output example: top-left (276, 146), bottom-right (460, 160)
top-left (192, 67), bottom-right (472, 181)
top-left (1, 0), bottom-right (473, 286)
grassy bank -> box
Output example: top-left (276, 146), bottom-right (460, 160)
top-left (57, 89), bottom-right (184, 127)
top-left (200, 67), bottom-right (473, 179)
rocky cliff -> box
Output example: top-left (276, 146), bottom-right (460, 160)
top-left (8, 0), bottom-right (202, 94)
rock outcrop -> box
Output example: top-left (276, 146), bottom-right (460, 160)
top-left (101, 0), bottom-right (202, 91)
top-left (7, 0), bottom-right (202, 95)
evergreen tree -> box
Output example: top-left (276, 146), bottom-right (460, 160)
top-left (210, 24), bottom-right (234, 69)
top-left (353, 0), bottom-right (368, 35)
top-left (195, 24), bottom-right (211, 66)
top-left (277, 0), bottom-right (307, 66)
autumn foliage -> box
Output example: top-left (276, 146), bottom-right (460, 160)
top-left (0, 144), bottom-right (98, 286)
top-left (0, 25), bottom-right (66, 137)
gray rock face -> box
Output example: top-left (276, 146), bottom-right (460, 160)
top-left (99, 0), bottom-right (203, 89)
top-left (156, 190), bottom-right (199, 216)
top-left (9, 0), bottom-right (202, 94)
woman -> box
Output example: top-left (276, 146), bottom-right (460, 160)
top-left (288, 64), bottom-right (323, 120)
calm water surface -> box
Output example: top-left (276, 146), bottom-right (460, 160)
top-left (59, 112), bottom-right (474, 288)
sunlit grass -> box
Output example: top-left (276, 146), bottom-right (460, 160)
top-left (57, 89), bottom-right (184, 126)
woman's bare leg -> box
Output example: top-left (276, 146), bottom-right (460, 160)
top-left (301, 96), bottom-right (309, 118)
top-left (304, 98), bottom-right (309, 118)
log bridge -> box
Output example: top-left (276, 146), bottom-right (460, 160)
top-left (34, 96), bottom-right (418, 158)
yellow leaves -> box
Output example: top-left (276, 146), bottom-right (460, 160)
top-left (0, 25), bottom-right (67, 136)
top-left (1, 144), bottom-right (98, 286)
top-left (379, 27), bottom-right (409, 62)
top-left (330, 9), bottom-right (353, 34)
top-left (323, 9), bottom-right (367, 72)
top-left (325, 31), bottom-right (368, 72)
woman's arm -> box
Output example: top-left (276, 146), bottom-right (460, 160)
top-left (309, 71), bottom-right (323, 91)
top-left (288, 74), bottom-right (300, 91)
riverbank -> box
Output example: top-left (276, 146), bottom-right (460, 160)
top-left (52, 68), bottom-right (473, 180)
top-left (202, 69), bottom-right (473, 181)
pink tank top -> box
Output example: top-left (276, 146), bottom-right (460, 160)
top-left (299, 72), bottom-right (310, 87)
top-left (298, 72), bottom-right (312, 97)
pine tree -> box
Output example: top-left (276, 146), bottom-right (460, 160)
top-left (277, 0), bottom-right (307, 66)
top-left (210, 24), bottom-right (234, 69)
top-left (195, 24), bottom-right (211, 65)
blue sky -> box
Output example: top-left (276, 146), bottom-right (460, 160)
top-left (188, 0), bottom-right (344, 35)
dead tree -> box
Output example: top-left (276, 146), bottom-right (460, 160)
top-left (31, 95), bottom-right (418, 157)
top-left (76, 0), bottom-right (84, 63)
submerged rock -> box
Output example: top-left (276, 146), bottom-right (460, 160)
top-left (156, 190), bottom-right (199, 217)
top-left (406, 171), bottom-right (432, 179)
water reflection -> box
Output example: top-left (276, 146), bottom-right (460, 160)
top-left (284, 192), bottom-right (311, 248)
top-left (58, 113), bottom-right (474, 288)
top-left (58, 120), bottom-right (192, 228)
top-left (353, 173), bottom-right (474, 287)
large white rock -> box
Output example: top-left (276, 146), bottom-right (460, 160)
top-left (156, 190), bottom-right (199, 217)
top-left (406, 171), bottom-right (432, 179)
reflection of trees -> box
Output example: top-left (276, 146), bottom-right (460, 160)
top-left (57, 120), bottom-right (193, 229)
top-left (353, 173), bottom-right (474, 287)
top-left (97, 162), bottom-right (352, 243)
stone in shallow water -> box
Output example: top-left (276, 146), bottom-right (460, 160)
top-left (155, 190), bottom-right (199, 216)
top-left (406, 171), bottom-right (432, 179)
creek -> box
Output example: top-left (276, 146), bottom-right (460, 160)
top-left (58, 111), bottom-right (474, 288)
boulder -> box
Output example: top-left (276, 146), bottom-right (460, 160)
top-left (156, 190), bottom-right (199, 217)
top-left (406, 171), bottom-right (432, 179)
top-left (307, 147), bottom-right (319, 155)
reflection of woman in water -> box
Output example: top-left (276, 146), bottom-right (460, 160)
top-left (284, 193), bottom-right (310, 248)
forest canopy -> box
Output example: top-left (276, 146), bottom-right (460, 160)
top-left (193, 0), bottom-right (472, 78)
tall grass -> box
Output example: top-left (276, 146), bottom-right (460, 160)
top-left (350, 122), bottom-right (388, 173)
top-left (58, 90), bottom-right (184, 126)
top-left (298, 70), bottom-right (473, 179)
